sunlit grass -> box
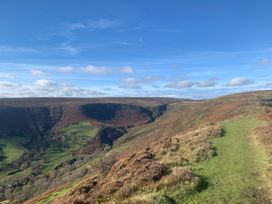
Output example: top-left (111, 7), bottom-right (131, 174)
top-left (42, 122), bottom-right (99, 174)
top-left (0, 136), bottom-right (27, 163)
top-left (184, 116), bottom-right (267, 203)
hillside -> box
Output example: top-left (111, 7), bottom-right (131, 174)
top-left (0, 92), bottom-right (271, 203)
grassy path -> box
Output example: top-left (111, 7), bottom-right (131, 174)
top-left (186, 117), bottom-right (268, 203)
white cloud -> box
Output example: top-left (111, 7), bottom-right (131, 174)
top-left (119, 77), bottom-right (142, 89)
top-left (121, 66), bottom-right (134, 74)
top-left (123, 77), bottom-right (138, 84)
top-left (144, 76), bottom-right (162, 82)
top-left (82, 65), bottom-right (110, 75)
top-left (196, 78), bottom-right (218, 88)
top-left (226, 77), bottom-right (254, 86)
top-left (35, 79), bottom-right (56, 87)
top-left (0, 80), bottom-right (105, 97)
top-left (119, 76), bottom-right (163, 89)
top-left (0, 81), bottom-right (16, 88)
top-left (58, 66), bottom-right (74, 73)
top-left (166, 80), bottom-right (196, 88)
top-left (196, 80), bottom-right (217, 88)
top-left (31, 69), bottom-right (46, 76)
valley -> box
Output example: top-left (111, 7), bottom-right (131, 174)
top-left (0, 92), bottom-right (271, 203)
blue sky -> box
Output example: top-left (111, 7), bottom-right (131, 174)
top-left (0, 0), bottom-right (272, 98)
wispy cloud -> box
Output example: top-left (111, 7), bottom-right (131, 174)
top-left (114, 41), bottom-right (141, 47)
top-left (30, 69), bottom-right (47, 76)
top-left (87, 18), bottom-right (119, 30)
top-left (117, 25), bottom-right (146, 32)
top-left (119, 77), bottom-right (142, 89)
top-left (120, 66), bottom-right (135, 74)
top-left (56, 43), bottom-right (80, 55)
top-left (257, 58), bottom-right (271, 66)
top-left (143, 76), bottom-right (162, 82)
top-left (0, 45), bottom-right (38, 53)
top-left (58, 66), bottom-right (74, 73)
top-left (0, 72), bottom-right (16, 79)
top-left (63, 18), bottom-right (119, 33)
top-left (64, 23), bottom-right (87, 32)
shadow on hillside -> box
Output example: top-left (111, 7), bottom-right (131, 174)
top-left (261, 99), bottom-right (272, 107)
top-left (196, 175), bottom-right (210, 193)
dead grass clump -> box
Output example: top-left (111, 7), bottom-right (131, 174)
top-left (122, 198), bottom-right (155, 204)
top-left (154, 167), bottom-right (198, 190)
top-left (115, 182), bottom-right (138, 199)
top-left (255, 124), bottom-right (272, 200)
top-left (259, 108), bottom-right (272, 121)
top-left (156, 125), bottom-right (221, 166)
top-left (96, 151), bottom-right (117, 176)
top-left (256, 126), bottom-right (272, 146)
top-left (59, 150), bottom-right (168, 203)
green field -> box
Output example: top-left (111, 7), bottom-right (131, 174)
top-left (0, 136), bottom-right (27, 164)
top-left (0, 136), bottom-right (28, 180)
top-left (42, 122), bottom-right (99, 174)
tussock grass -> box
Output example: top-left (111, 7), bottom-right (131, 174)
top-left (156, 125), bottom-right (222, 167)
top-left (154, 167), bottom-right (197, 190)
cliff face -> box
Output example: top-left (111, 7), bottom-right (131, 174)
top-left (81, 103), bottom-right (155, 127)
top-left (0, 106), bottom-right (62, 138)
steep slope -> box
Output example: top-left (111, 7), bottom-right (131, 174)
top-left (0, 98), bottom-right (174, 203)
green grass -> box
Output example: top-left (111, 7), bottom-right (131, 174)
top-left (58, 122), bottom-right (99, 150)
top-left (0, 136), bottom-right (29, 181)
top-left (42, 149), bottom-right (72, 174)
top-left (0, 168), bottom-right (32, 182)
top-left (37, 186), bottom-right (73, 204)
top-left (140, 116), bottom-right (268, 204)
top-left (182, 116), bottom-right (267, 203)
top-left (42, 122), bottom-right (99, 174)
top-left (0, 136), bottom-right (27, 164)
